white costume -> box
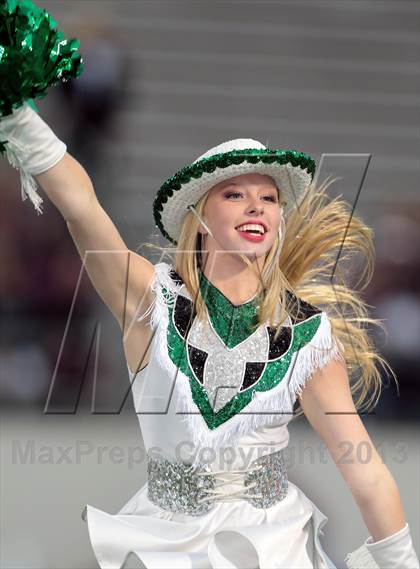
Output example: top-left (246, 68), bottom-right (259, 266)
top-left (83, 261), bottom-right (343, 568)
top-left (1, 94), bottom-right (417, 567)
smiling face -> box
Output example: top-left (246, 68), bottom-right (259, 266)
top-left (199, 173), bottom-right (283, 268)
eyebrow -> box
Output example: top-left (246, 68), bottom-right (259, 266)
top-left (219, 181), bottom-right (238, 188)
top-left (220, 183), bottom-right (278, 193)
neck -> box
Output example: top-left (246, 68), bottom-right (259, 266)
top-left (200, 253), bottom-right (264, 305)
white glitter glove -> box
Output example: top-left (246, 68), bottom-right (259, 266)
top-left (345, 522), bottom-right (420, 568)
top-left (0, 102), bottom-right (67, 213)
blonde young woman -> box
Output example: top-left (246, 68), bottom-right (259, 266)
top-left (1, 100), bottom-right (419, 569)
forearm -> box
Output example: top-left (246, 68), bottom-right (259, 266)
top-left (0, 102), bottom-right (98, 221)
top-left (34, 152), bottom-right (97, 223)
top-left (355, 468), bottom-right (406, 542)
top-left (345, 471), bottom-right (418, 568)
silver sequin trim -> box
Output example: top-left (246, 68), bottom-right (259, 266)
top-left (147, 449), bottom-right (288, 516)
top-left (187, 313), bottom-right (270, 413)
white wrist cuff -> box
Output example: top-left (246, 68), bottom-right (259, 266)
top-left (0, 102), bottom-right (67, 212)
top-left (345, 523), bottom-right (420, 569)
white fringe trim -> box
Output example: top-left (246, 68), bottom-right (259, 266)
top-left (149, 262), bottom-right (345, 469)
top-left (4, 139), bottom-right (44, 214)
top-left (344, 544), bottom-right (379, 568)
top-left (289, 310), bottom-right (345, 401)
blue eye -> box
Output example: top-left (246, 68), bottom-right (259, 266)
top-left (224, 192), bottom-right (278, 202)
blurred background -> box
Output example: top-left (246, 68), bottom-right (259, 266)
top-left (1, 1), bottom-right (419, 567)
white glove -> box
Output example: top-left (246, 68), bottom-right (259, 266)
top-left (0, 102), bottom-right (67, 212)
top-left (345, 522), bottom-right (420, 568)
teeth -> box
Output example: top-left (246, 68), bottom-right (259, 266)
top-left (237, 224), bottom-right (265, 234)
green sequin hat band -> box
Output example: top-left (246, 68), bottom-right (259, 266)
top-left (153, 138), bottom-right (316, 245)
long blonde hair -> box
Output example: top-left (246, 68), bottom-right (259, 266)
top-left (144, 175), bottom-right (396, 416)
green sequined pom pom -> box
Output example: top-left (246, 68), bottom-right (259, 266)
top-left (0, 0), bottom-right (84, 118)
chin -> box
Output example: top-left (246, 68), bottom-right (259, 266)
top-left (236, 245), bottom-right (269, 260)
top-left (212, 235), bottom-right (271, 259)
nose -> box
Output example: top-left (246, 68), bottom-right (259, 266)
top-left (245, 198), bottom-right (264, 215)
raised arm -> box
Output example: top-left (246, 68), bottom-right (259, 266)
top-left (1, 104), bottom-right (156, 373)
top-left (35, 152), bottom-right (155, 332)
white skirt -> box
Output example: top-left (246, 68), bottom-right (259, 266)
top-left (83, 480), bottom-right (337, 569)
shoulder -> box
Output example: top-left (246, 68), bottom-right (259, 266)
top-left (152, 261), bottom-right (184, 290)
top-left (283, 292), bottom-right (341, 349)
top-left (285, 290), bottom-right (322, 324)
top-left (287, 292), bottom-right (341, 359)
top-left (284, 292), bottom-right (346, 403)
top-left (150, 262), bottom-right (192, 310)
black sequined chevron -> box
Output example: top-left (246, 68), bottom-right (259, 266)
top-left (162, 267), bottom-right (323, 430)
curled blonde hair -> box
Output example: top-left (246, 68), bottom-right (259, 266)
top-left (144, 175), bottom-right (396, 416)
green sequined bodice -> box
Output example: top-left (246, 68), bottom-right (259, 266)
top-left (198, 270), bottom-right (261, 349)
top-left (163, 267), bottom-right (322, 430)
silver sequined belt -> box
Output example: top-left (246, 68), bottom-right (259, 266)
top-left (147, 448), bottom-right (289, 516)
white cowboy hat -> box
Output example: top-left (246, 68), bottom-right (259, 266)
top-left (153, 138), bottom-right (316, 245)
